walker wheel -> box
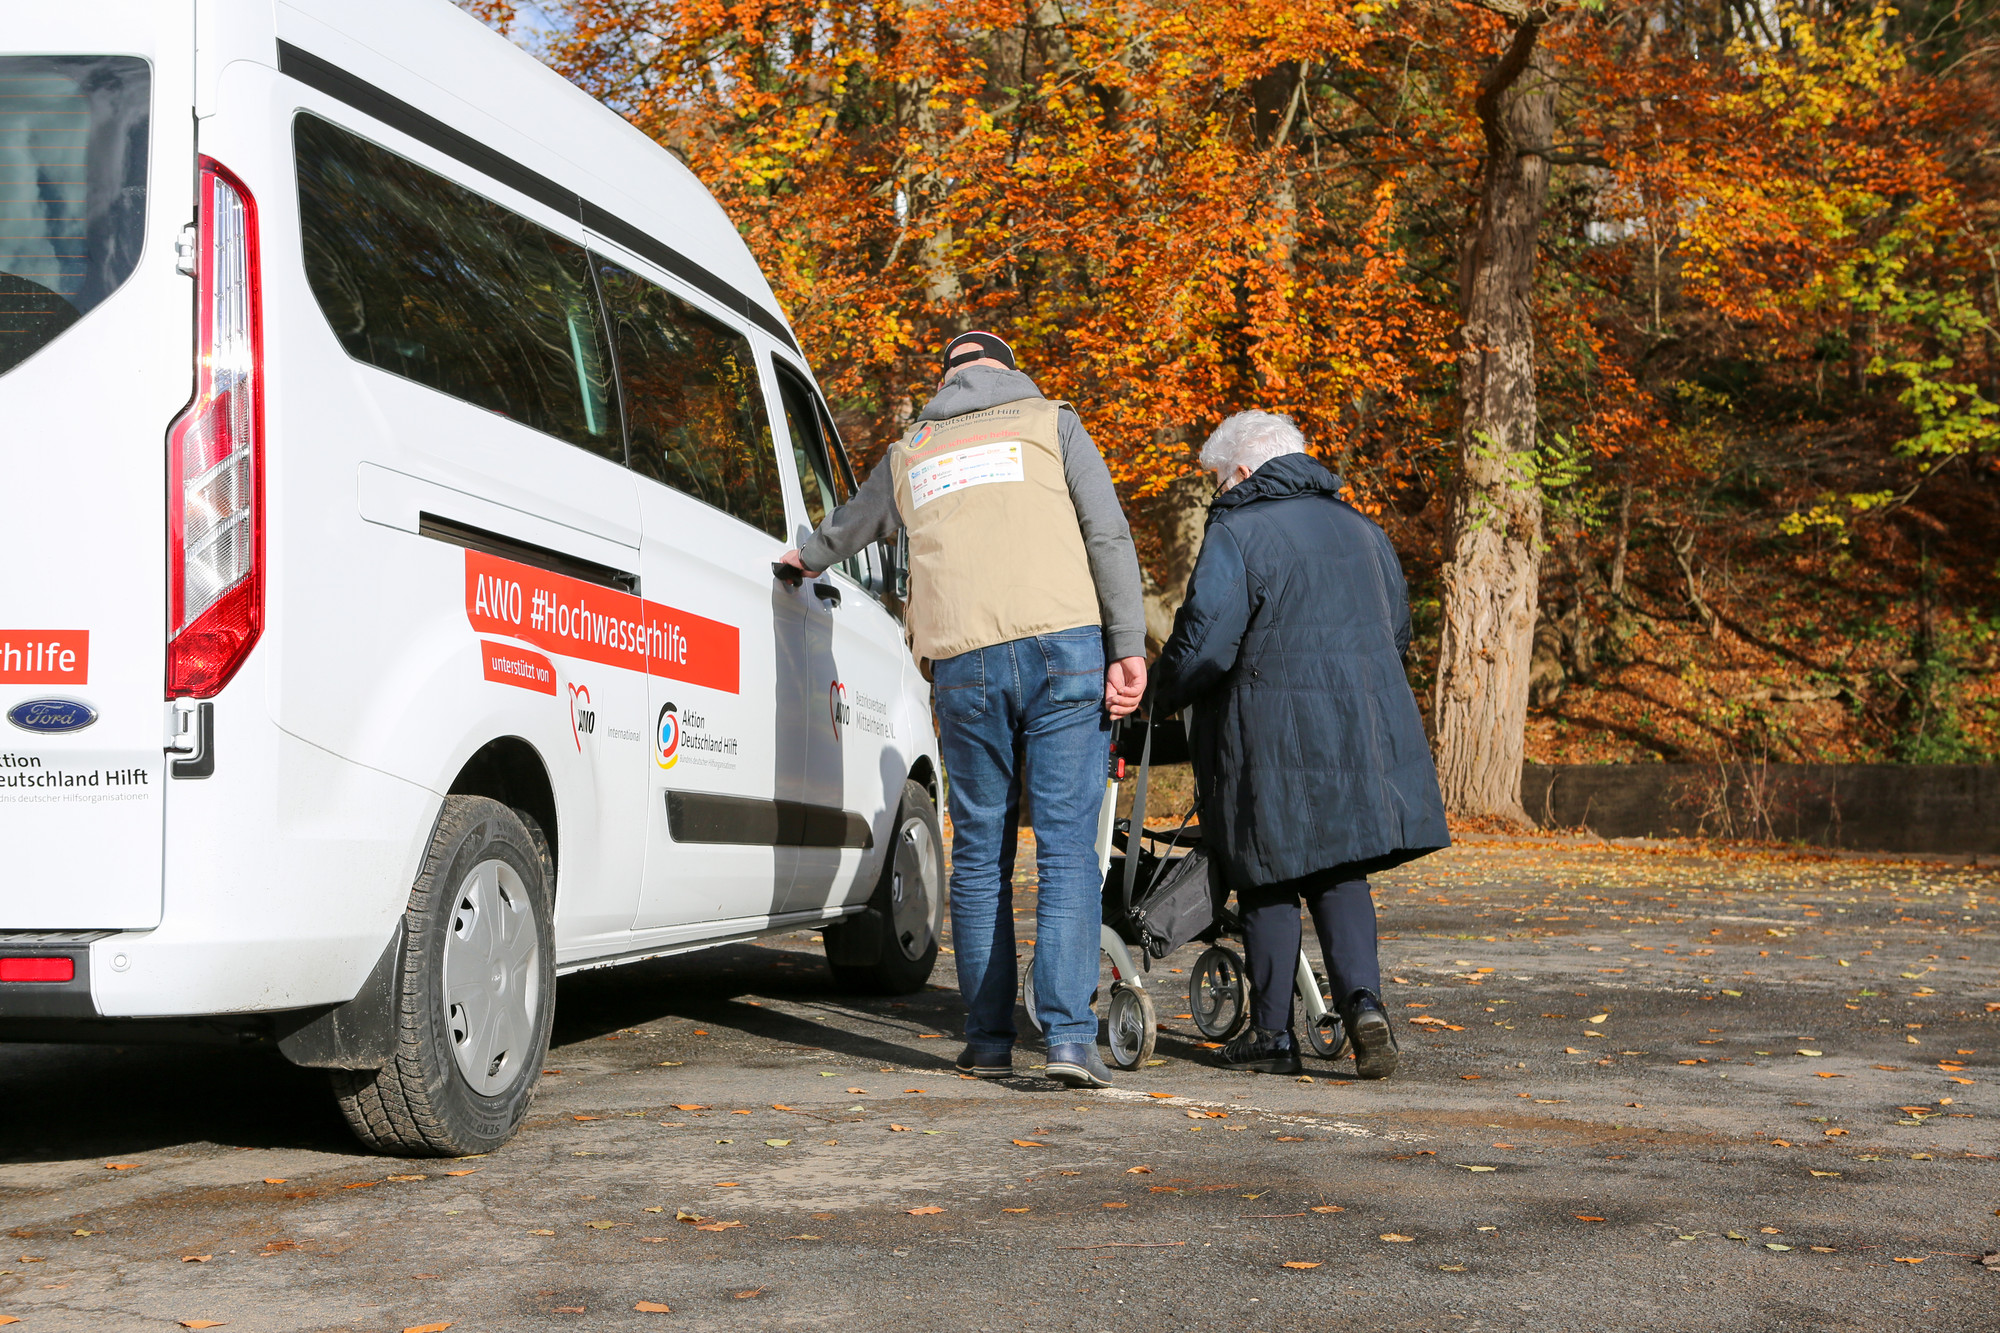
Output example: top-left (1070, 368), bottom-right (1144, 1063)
top-left (1020, 958), bottom-right (1042, 1033)
top-left (1105, 981), bottom-right (1157, 1070)
top-left (1189, 945), bottom-right (1248, 1041)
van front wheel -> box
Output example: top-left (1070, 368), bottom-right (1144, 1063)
top-left (332, 796), bottom-right (555, 1157)
top-left (823, 780), bottom-right (942, 996)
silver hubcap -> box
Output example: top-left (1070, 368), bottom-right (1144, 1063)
top-left (888, 814), bottom-right (941, 962)
top-left (441, 858), bottom-right (540, 1096)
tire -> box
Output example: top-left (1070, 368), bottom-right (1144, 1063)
top-left (1190, 944), bottom-right (1248, 1041)
top-left (331, 796), bottom-right (555, 1157)
top-left (1104, 981), bottom-right (1157, 1069)
top-left (824, 779), bottom-right (943, 996)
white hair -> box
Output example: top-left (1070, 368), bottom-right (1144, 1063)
top-left (1198, 410), bottom-right (1306, 478)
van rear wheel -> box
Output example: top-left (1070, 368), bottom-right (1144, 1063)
top-left (823, 780), bottom-right (942, 996)
top-left (331, 796), bottom-right (555, 1156)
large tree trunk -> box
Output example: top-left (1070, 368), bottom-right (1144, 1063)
top-left (1433, 22), bottom-right (1557, 826)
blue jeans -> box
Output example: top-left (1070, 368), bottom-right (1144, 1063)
top-left (933, 627), bottom-right (1108, 1049)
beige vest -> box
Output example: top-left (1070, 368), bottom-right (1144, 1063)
top-left (890, 396), bottom-right (1101, 667)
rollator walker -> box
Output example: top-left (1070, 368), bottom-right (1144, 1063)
top-left (1021, 716), bottom-right (1351, 1069)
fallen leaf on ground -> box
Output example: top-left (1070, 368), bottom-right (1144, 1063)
top-left (1311, 1206), bottom-right (1345, 1213)
top-left (734, 1287), bottom-right (765, 1299)
top-left (888, 1125), bottom-right (911, 1132)
top-left (846, 1088), bottom-right (866, 1094)
top-left (1275, 1136), bottom-right (1305, 1142)
top-left (1814, 1073), bottom-right (1844, 1079)
top-left (262, 1178), bottom-right (286, 1184)
top-left (634, 1301), bottom-right (672, 1313)
top-left (528, 1229), bottom-right (554, 1236)
top-left (714, 1182), bottom-right (741, 1187)
top-left (387, 1174), bottom-right (426, 1182)
top-left (1013, 1140), bottom-right (1048, 1148)
top-left (906, 1206), bottom-right (945, 1216)
top-left (178, 1323), bottom-right (228, 1330)
top-left (1379, 1234), bottom-right (1414, 1243)
top-left (675, 1210), bottom-right (706, 1223)
top-left (441, 1169), bottom-right (478, 1177)
top-left (1565, 1047), bottom-right (1585, 1055)
top-left (1102, 1202), bottom-right (1128, 1209)
top-left (1589, 1014), bottom-right (1609, 1024)
top-left (573, 1115), bottom-right (600, 1122)
top-left (181, 1255), bottom-right (212, 1263)
top-left (402, 1325), bottom-right (452, 1333)
top-left (1281, 1261), bottom-right (1322, 1269)
top-left (1766, 1243), bottom-right (1793, 1251)
top-left (1460, 1075), bottom-right (1482, 1081)
top-left (671, 1105), bottom-right (708, 1112)
top-left (1575, 1216), bottom-right (1606, 1222)
top-left (1456, 1165), bottom-right (1497, 1173)
top-left (1893, 1257), bottom-right (1924, 1264)
top-left (104, 1163), bottom-right (140, 1171)
top-left (1002, 1208), bottom-right (1029, 1213)
top-left (694, 1221), bottom-right (744, 1232)
top-left (1809, 1170), bottom-right (1842, 1178)
top-left (1146, 1092), bottom-right (1176, 1099)
top-left (764, 1140), bottom-right (791, 1148)
top-left (1126, 1165), bottom-right (1153, 1174)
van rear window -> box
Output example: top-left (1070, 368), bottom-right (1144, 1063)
top-left (0, 56), bottom-right (149, 379)
top-left (293, 113), bottom-right (620, 463)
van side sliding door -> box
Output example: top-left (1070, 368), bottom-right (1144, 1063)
top-left (595, 257), bottom-right (801, 932)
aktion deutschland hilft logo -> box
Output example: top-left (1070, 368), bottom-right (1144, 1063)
top-left (655, 702), bottom-right (680, 770)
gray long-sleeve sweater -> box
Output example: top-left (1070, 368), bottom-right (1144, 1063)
top-left (799, 365), bottom-right (1147, 662)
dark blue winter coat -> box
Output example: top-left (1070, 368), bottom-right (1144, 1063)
top-left (1150, 452), bottom-right (1449, 891)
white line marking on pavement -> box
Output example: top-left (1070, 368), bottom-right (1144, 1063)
top-left (1095, 1088), bottom-right (1429, 1142)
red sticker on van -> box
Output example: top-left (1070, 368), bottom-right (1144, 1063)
top-left (463, 551), bottom-right (738, 694)
top-left (0, 630), bottom-right (88, 684)
top-left (480, 641), bottom-right (558, 695)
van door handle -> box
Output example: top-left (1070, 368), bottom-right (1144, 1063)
top-left (812, 582), bottom-right (841, 607)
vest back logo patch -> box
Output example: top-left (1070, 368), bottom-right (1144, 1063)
top-left (906, 441), bottom-right (1025, 509)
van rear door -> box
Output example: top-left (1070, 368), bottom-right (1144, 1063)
top-left (0, 5), bottom-right (195, 929)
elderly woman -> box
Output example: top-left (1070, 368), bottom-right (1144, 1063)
top-left (1149, 412), bottom-right (1448, 1078)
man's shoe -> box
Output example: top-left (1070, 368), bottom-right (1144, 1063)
top-left (1218, 1025), bottom-right (1302, 1075)
top-left (1342, 989), bottom-right (1399, 1080)
top-left (1045, 1042), bottom-right (1115, 1089)
top-left (955, 1045), bottom-right (1013, 1079)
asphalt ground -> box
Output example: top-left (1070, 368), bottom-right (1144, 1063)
top-left (2, 836), bottom-right (1996, 1332)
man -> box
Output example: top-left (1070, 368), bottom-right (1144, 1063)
top-left (1149, 410), bottom-right (1447, 1079)
top-left (780, 331), bottom-right (1146, 1088)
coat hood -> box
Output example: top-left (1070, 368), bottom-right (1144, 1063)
top-left (916, 364), bottom-right (1049, 422)
top-left (1211, 451), bottom-right (1345, 513)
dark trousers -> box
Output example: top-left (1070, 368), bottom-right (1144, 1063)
top-left (1240, 870), bottom-right (1381, 1033)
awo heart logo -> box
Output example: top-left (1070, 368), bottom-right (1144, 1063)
top-left (568, 682), bottom-right (593, 751)
top-left (828, 680), bottom-right (850, 739)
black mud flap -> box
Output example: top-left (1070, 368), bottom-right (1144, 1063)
top-left (821, 908), bottom-right (884, 967)
top-left (274, 924), bottom-right (402, 1070)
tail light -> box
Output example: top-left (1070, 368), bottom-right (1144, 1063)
top-left (166, 157), bottom-right (263, 698)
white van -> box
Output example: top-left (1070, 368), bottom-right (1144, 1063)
top-left (0, 0), bottom-right (943, 1156)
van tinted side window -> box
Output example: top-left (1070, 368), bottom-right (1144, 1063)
top-left (596, 260), bottom-right (784, 540)
top-left (292, 113), bottom-right (619, 462)
top-left (0, 56), bottom-right (149, 378)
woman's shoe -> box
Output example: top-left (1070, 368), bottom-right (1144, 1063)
top-left (1342, 989), bottom-right (1400, 1079)
top-left (1218, 1025), bottom-right (1303, 1075)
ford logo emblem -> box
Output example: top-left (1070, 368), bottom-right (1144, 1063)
top-left (6, 698), bottom-right (98, 734)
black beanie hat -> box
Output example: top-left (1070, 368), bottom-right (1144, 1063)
top-left (942, 330), bottom-right (1017, 374)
